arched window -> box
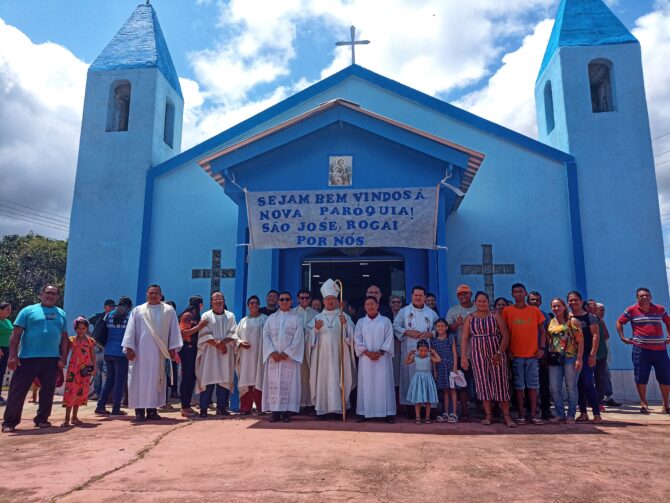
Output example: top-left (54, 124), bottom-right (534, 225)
top-left (106, 80), bottom-right (131, 132)
top-left (544, 81), bottom-right (555, 133)
top-left (163, 98), bottom-right (175, 148)
top-left (589, 60), bottom-right (615, 113)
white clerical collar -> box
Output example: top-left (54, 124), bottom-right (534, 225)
top-left (322, 309), bottom-right (339, 315)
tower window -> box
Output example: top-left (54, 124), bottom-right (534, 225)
top-left (544, 81), bottom-right (555, 133)
top-left (106, 81), bottom-right (131, 132)
top-left (163, 98), bottom-right (175, 148)
top-left (589, 60), bottom-right (615, 113)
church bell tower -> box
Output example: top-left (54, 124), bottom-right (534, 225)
top-left (534, 0), bottom-right (669, 368)
top-left (64, 3), bottom-right (184, 316)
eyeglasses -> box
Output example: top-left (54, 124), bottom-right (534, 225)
top-left (278, 298), bottom-right (291, 302)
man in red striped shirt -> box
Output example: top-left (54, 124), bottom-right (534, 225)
top-left (616, 288), bottom-right (670, 414)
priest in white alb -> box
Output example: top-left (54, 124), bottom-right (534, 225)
top-left (196, 291), bottom-right (238, 418)
top-left (235, 295), bottom-right (267, 414)
top-left (355, 296), bottom-right (396, 423)
top-left (122, 284), bottom-right (182, 422)
top-left (307, 279), bottom-right (356, 419)
top-left (393, 286), bottom-right (438, 410)
top-left (262, 291), bottom-right (304, 422)
top-left (293, 288), bottom-right (318, 410)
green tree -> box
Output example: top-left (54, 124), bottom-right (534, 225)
top-left (0, 233), bottom-right (67, 318)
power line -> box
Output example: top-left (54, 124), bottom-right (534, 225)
top-left (655, 159), bottom-right (670, 168)
top-left (0, 204), bottom-right (70, 230)
top-left (653, 131), bottom-right (670, 142)
top-left (0, 198), bottom-right (70, 223)
top-left (655, 149), bottom-right (670, 159)
top-left (0, 209), bottom-right (69, 233)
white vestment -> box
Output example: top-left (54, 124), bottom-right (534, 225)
top-left (392, 304), bottom-right (438, 405)
top-left (355, 315), bottom-right (396, 418)
top-left (293, 305), bottom-right (318, 406)
top-left (262, 310), bottom-right (304, 412)
top-left (235, 314), bottom-right (267, 396)
top-left (122, 302), bottom-right (182, 409)
top-left (196, 309), bottom-right (238, 393)
top-left (307, 309), bottom-right (357, 415)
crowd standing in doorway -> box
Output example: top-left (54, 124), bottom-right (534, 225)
top-left (2, 280), bottom-right (669, 433)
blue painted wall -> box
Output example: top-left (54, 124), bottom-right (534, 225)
top-left (148, 75), bottom-right (576, 322)
top-left (536, 42), bottom-right (669, 370)
top-left (65, 67), bottom-right (183, 318)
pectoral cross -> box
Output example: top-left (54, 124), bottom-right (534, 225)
top-left (335, 26), bottom-right (370, 65)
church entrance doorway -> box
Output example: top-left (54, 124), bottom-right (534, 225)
top-left (301, 253), bottom-right (405, 312)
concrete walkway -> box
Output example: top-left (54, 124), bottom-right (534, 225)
top-left (1, 400), bottom-right (669, 502)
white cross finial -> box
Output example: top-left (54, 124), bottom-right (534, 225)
top-left (335, 25), bottom-right (370, 65)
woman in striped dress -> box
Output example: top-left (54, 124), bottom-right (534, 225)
top-left (461, 291), bottom-right (515, 427)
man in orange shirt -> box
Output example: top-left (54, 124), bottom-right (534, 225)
top-left (502, 283), bottom-right (547, 425)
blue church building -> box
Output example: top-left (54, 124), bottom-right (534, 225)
top-left (64, 0), bottom-right (669, 400)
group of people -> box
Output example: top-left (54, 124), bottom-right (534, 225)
top-left (1, 279), bottom-right (669, 432)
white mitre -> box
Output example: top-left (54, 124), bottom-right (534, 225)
top-left (320, 278), bottom-right (340, 299)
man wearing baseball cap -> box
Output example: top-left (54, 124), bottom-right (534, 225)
top-left (446, 284), bottom-right (477, 421)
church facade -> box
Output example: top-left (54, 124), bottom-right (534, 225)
top-left (64, 0), bottom-right (668, 399)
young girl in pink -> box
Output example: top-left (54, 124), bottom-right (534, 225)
top-left (61, 317), bottom-right (96, 427)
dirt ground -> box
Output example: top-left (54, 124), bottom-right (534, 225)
top-left (1, 398), bottom-right (669, 503)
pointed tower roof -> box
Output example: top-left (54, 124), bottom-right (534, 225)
top-left (537, 0), bottom-right (638, 80)
top-left (90, 2), bottom-right (182, 97)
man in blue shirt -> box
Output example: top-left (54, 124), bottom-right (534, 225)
top-left (2, 285), bottom-right (69, 432)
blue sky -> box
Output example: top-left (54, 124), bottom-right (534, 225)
top-left (0, 0), bottom-right (669, 247)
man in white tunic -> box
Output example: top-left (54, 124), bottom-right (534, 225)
top-left (393, 286), bottom-right (438, 411)
top-left (262, 291), bottom-right (304, 423)
top-left (196, 291), bottom-right (237, 418)
top-left (122, 284), bottom-right (182, 422)
top-left (236, 295), bottom-right (267, 414)
top-left (293, 288), bottom-right (318, 410)
top-left (307, 279), bottom-right (356, 419)
top-left (355, 296), bottom-right (396, 422)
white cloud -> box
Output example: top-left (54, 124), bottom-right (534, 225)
top-left (182, 0), bottom-right (556, 144)
top-left (454, 18), bottom-right (554, 138)
top-left (0, 18), bottom-right (87, 239)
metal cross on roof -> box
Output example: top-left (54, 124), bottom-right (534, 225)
top-left (335, 26), bottom-right (370, 65)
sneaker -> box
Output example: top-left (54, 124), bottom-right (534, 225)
top-left (436, 414), bottom-right (448, 423)
top-left (94, 407), bottom-right (111, 415)
top-left (604, 398), bottom-right (621, 407)
top-left (447, 413), bottom-right (458, 424)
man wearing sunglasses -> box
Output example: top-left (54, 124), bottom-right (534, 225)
top-left (262, 292), bottom-right (305, 422)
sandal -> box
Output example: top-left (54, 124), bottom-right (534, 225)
top-left (415, 418), bottom-right (421, 424)
top-left (71, 419), bottom-right (83, 426)
top-left (576, 414), bottom-right (590, 422)
top-left (639, 405), bottom-right (651, 415)
top-left (425, 419), bottom-right (433, 424)
top-left (515, 417), bottom-right (526, 425)
top-left (503, 415), bottom-right (517, 428)
top-left (481, 415), bottom-right (492, 426)
top-left (531, 417), bottom-right (544, 425)
top-left (60, 421), bottom-right (70, 428)
top-left (592, 415), bottom-right (603, 424)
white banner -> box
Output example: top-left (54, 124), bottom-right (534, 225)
top-left (246, 187), bottom-right (438, 249)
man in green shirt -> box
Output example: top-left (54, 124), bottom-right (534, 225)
top-left (0, 301), bottom-right (13, 405)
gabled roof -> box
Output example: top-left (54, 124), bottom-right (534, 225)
top-left (90, 2), bottom-right (182, 97)
top-left (198, 98), bottom-right (486, 211)
top-left (150, 65), bottom-right (572, 182)
top-left (538, 0), bottom-right (638, 80)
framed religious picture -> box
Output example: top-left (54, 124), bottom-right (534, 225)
top-left (328, 155), bottom-right (353, 186)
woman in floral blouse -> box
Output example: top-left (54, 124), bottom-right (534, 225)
top-left (546, 297), bottom-right (584, 423)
